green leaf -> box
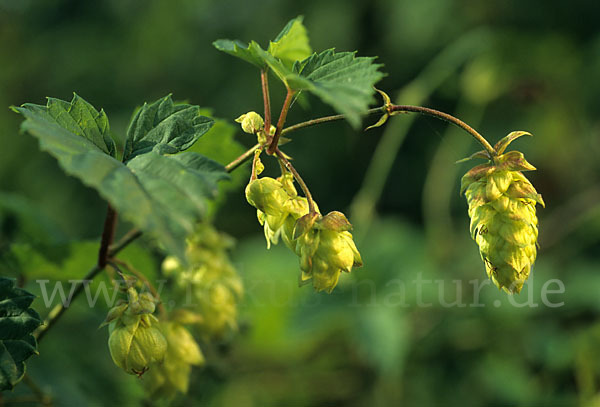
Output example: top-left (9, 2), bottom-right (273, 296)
top-left (0, 278), bottom-right (41, 390)
top-left (127, 151), bottom-right (229, 221)
top-left (13, 96), bottom-right (229, 261)
top-left (213, 39), bottom-right (295, 87)
top-left (214, 16), bottom-right (312, 70)
top-left (122, 95), bottom-right (214, 161)
top-left (13, 94), bottom-right (117, 157)
top-left (212, 39), bottom-right (267, 69)
top-left (214, 19), bottom-right (384, 128)
top-left (268, 16), bottom-right (312, 67)
top-left (213, 18), bottom-right (308, 83)
top-left (289, 49), bottom-right (385, 128)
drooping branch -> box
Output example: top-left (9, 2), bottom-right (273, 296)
top-left (387, 104), bottom-right (496, 159)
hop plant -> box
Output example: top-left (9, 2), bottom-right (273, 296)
top-left (461, 132), bottom-right (545, 293)
top-left (143, 320), bottom-right (205, 399)
top-left (162, 224), bottom-right (243, 338)
top-left (103, 287), bottom-right (167, 376)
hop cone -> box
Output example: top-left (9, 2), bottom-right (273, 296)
top-left (103, 288), bottom-right (167, 375)
top-left (246, 173), bottom-right (361, 292)
top-left (143, 321), bottom-right (204, 399)
top-left (294, 211), bottom-right (363, 293)
top-left (162, 224), bottom-right (243, 338)
top-left (461, 132), bottom-right (544, 293)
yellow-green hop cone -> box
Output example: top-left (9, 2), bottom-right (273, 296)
top-left (108, 313), bottom-right (167, 376)
top-left (247, 175), bottom-right (318, 249)
top-left (461, 132), bottom-right (545, 294)
top-left (143, 321), bottom-right (204, 399)
top-left (295, 211), bottom-right (362, 293)
top-left (245, 177), bottom-right (289, 217)
top-left (161, 224), bottom-right (243, 338)
top-left (247, 172), bottom-right (324, 250)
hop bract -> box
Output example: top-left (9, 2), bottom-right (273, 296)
top-left (294, 211), bottom-right (362, 293)
top-left (461, 132), bottom-right (544, 294)
top-left (104, 288), bottom-right (167, 376)
top-left (143, 321), bottom-right (204, 399)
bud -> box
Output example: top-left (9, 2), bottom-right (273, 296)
top-left (295, 212), bottom-right (362, 293)
top-left (235, 111), bottom-right (264, 134)
top-left (461, 132), bottom-right (544, 293)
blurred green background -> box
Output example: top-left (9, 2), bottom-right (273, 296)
top-left (1, 0), bottom-right (600, 406)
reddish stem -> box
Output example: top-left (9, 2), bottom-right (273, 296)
top-left (261, 70), bottom-right (272, 133)
top-left (97, 205), bottom-right (117, 268)
top-left (267, 89), bottom-right (295, 155)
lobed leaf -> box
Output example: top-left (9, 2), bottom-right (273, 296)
top-left (0, 278), bottom-right (41, 390)
top-left (214, 19), bottom-right (385, 128)
top-left (13, 95), bottom-right (228, 261)
top-left (15, 94), bottom-right (117, 157)
top-left (289, 49), bottom-right (385, 128)
top-left (123, 95), bottom-right (214, 162)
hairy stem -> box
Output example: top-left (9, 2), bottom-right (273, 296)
top-left (261, 70), bottom-right (272, 133)
top-left (225, 143), bottom-right (260, 173)
top-left (388, 104), bottom-right (496, 158)
top-left (281, 107), bottom-right (384, 135)
top-left (97, 205), bottom-right (117, 268)
top-left (275, 148), bottom-right (316, 213)
top-left (267, 88), bottom-right (295, 155)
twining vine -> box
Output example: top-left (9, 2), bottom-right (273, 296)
top-left (1, 15), bottom-right (543, 403)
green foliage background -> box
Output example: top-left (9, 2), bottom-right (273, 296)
top-left (1, 0), bottom-right (599, 405)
